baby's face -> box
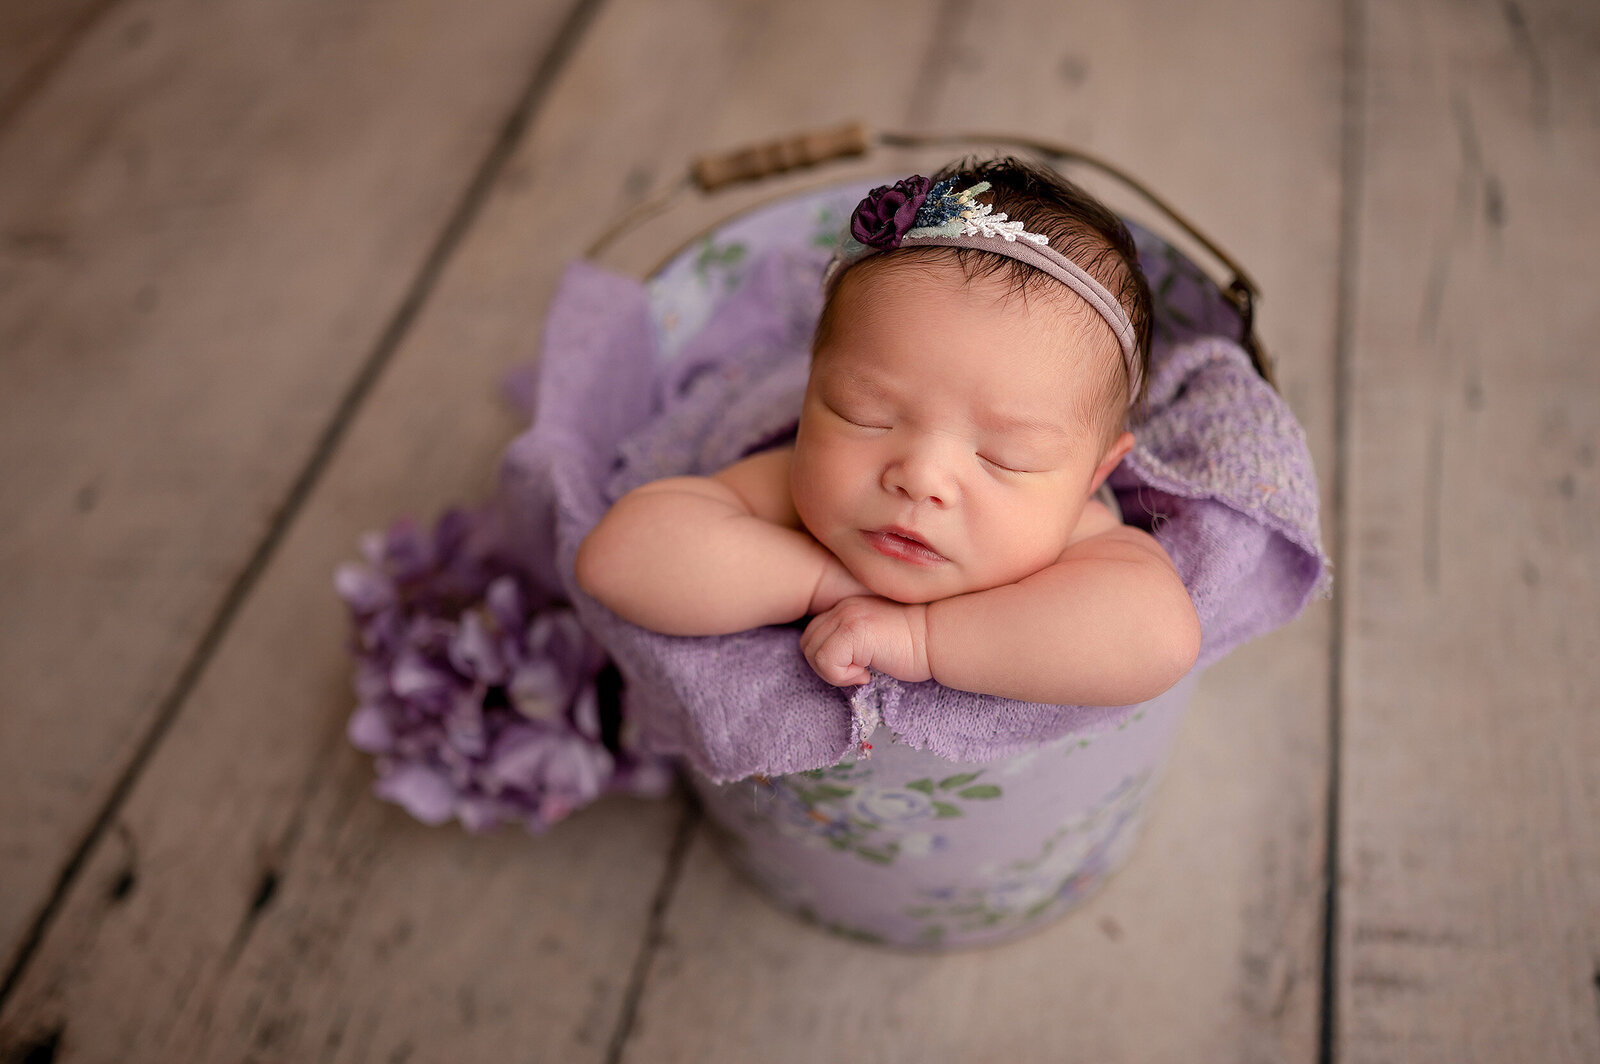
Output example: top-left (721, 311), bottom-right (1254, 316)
top-left (792, 258), bottom-right (1124, 605)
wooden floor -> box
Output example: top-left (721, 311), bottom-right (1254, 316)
top-left (1, 0), bottom-right (1595, 1060)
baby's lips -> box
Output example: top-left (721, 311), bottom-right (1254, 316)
top-left (863, 527), bottom-right (948, 565)
top-left (868, 523), bottom-right (924, 547)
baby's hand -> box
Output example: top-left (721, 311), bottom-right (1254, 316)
top-left (801, 596), bottom-right (931, 687)
top-left (807, 557), bottom-right (873, 616)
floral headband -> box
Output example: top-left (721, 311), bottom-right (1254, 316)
top-left (824, 176), bottom-right (1142, 401)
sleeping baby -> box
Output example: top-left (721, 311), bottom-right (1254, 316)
top-left (576, 156), bottom-right (1200, 707)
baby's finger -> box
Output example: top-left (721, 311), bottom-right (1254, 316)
top-left (815, 631), bottom-right (871, 687)
top-left (799, 612), bottom-right (836, 661)
top-left (809, 654), bottom-right (869, 687)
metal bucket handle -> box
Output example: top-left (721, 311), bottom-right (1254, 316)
top-left (585, 121), bottom-right (1272, 384)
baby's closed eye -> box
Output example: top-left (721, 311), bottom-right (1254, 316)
top-left (978, 453), bottom-right (1033, 473)
top-left (977, 445), bottom-right (1057, 474)
top-left (826, 401), bottom-right (891, 430)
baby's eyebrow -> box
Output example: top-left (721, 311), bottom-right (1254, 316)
top-left (827, 371), bottom-right (887, 397)
top-left (977, 410), bottom-right (1073, 439)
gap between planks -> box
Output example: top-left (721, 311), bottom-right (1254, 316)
top-left (604, 802), bottom-right (701, 1064)
top-left (1320, 0), bottom-right (1369, 1061)
top-left (0, 0), bottom-right (611, 1014)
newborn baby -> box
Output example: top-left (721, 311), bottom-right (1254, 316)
top-left (577, 157), bottom-right (1200, 707)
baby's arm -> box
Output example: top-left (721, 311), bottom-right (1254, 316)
top-left (576, 447), bottom-right (867, 635)
top-left (803, 519), bottom-right (1201, 706)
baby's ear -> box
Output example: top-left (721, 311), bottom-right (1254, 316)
top-left (1089, 431), bottom-right (1136, 493)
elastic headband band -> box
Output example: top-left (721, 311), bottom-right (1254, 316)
top-left (824, 176), bottom-right (1142, 403)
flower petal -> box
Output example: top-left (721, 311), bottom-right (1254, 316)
top-left (570, 683), bottom-right (601, 740)
top-left (374, 762), bottom-right (457, 825)
top-left (347, 703), bottom-right (395, 753)
top-left (485, 575), bottom-right (525, 633)
top-left (484, 725), bottom-right (554, 792)
top-left (509, 659), bottom-right (568, 720)
top-left (449, 610), bottom-right (505, 684)
top-left (390, 652), bottom-right (451, 700)
top-left (334, 563), bottom-right (396, 614)
top-left (456, 796), bottom-right (506, 834)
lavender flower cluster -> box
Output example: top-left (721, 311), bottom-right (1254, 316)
top-left (335, 508), bottom-right (673, 833)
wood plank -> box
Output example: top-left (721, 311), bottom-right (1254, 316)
top-left (0, 0), bottom-right (996, 1058)
top-left (1338, 0), bottom-right (1600, 1059)
top-left (0, 0), bottom-right (708, 1053)
top-left (0, 0), bottom-right (585, 971)
top-left (616, 0), bottom-right (1343, 1060)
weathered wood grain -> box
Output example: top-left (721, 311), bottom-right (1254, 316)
top-left (1337, 0), bottom-right (1600, 1059)
top-left (0, 0), bottom-right (111, 122)
top-left (0, 0), bottom-right (585, 974)
top-left (0, 0), bottom-right (1010, 1058)
top-left (615, 0), bottom-right (1342, 1061)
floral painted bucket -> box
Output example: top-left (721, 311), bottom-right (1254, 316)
top-left (689, 676), bottom-right (1193, 949)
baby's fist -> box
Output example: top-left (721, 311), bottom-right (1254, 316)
top-left (800, 596), bottom-right (931, 688)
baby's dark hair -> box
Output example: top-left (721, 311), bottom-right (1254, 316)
top-left (817, 155), bottom-right (1153, 443)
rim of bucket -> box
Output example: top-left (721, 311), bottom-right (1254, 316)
top-left (584, 123), bottom-right (1273, 386)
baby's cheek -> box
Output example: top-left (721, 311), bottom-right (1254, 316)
top-left (788, 453), bottom-right (824, 527)
top-left (993, 505), bottom-right (1081, 575)
top-left (793, 443), bottom-right (861, 526)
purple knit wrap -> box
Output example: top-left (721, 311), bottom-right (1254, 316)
top-left (495, 239), bottom-right (1328, 784)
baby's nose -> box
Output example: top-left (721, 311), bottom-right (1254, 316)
top-left (883, 448), bottom-right (957, 506)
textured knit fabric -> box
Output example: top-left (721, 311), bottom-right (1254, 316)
top-left (495, 249), bottom-right (1329, 783)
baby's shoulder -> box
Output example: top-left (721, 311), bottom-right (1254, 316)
top-left (1067, 488), bottom-right (1123, 545)
top-left (711, 445), bottom-right (800, 526)
top-left (1063, 492), bottom-right (1178, 573)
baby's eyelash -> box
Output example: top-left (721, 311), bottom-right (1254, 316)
top-left (827, 403), bottom-right (888, 430)
top-left (978, 454), bottom-right (1030, 474)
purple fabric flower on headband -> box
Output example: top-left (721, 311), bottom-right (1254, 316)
top-left (850, 175), bottom-right (931, 250)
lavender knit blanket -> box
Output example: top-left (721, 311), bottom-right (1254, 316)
top-left (496, 238), bottom-right (1328, 783)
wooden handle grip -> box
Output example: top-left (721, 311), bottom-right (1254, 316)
top-left (691, 122), bottom-right (871, 191)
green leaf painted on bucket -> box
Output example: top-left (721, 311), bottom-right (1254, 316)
top-left (932, 801), bottom-right (964, 819)
top-left (938, 772), bottom-right (981, 790)
top-left (856, 845), bottom-right (896, 865)
top-left (828, 923), bottom-right (885, 945)
top-left (957, 784), bottom-right (1002, 800)
top-left (809, 784), bottom-right (855, 800)
top-left (906, 778), bottom-right (936, 795)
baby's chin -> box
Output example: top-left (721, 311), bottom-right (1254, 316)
top-left (852, 565), bottom-right (994, 606)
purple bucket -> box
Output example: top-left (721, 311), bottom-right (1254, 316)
top-left (601, 177), bottom-right (1294, 950)
top-left (689, 676), bottom-right (1193, 948)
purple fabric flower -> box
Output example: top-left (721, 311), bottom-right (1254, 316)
top-left (849, 175), bottom-right (931, 250)
top-left (336, 506), bottom-right (673, 833)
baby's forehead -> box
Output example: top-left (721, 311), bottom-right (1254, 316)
top-left (829, 254), bottom-right (1116, 350)
top-left (818, 256), bottom-right (1122, 420)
